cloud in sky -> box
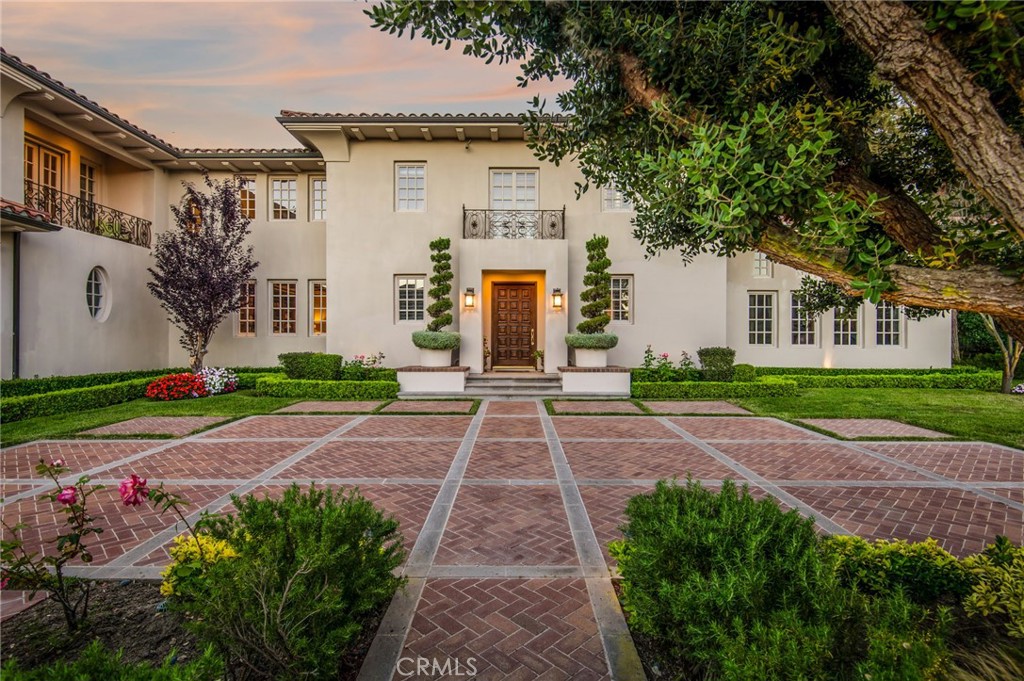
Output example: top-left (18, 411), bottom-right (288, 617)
top-left (1, 1), bottom-right (569, 148)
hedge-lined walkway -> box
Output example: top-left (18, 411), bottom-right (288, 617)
top-left (1, 401), bottom-right (1021, 679)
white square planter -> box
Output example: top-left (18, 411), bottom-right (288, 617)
top-left (419, 348), bottom-right (452, 367)
top-left (574, 348), bottom-right (608, 368)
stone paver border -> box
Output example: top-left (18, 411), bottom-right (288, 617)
top-left (799, 418), bottom-right (951, 439)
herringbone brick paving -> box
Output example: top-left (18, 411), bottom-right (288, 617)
top-left (435, 486), bottom-right (577, 566)
top-left (858, 442), bottom-right (1024, 482)
top-left (551, 400), bottom-right (644, 414)
top-left (79, 416), bottom-right (225, 436)
top-left (198, 415), bottom-right (354, 439)
top-left (275, 400), bottom-right (384, 413)
top-left (714, 442), bottom-right (933, 481)
top-left (642, 400), bottom-right (751, 415)
top-left (399, 579), bottom-right (609, 680)
top-left (3, 405), bottom-right (1021, 680)
top-left (801, 419), bottom-right (949, 438)
top-left (380, 400), bottom-right (475, 413)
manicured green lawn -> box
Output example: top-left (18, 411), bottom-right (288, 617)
top-left (737, 388), bottom-right (1024, 450)
top-left (1, 391), bottom-right (300, 447)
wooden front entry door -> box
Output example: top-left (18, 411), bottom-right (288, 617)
top-left (492, 283), bottom-right (536, 367)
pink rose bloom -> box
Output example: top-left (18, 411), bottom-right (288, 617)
top-left (119, 474), bottom-right (149, 506)
top-left (51, 458), bottom-right (66, 468)
top-left (660, 353), bottom-right (669, 359)
top-left (0, 575), bottom-right (9, 590)
top-left (56, 486), bottom-right (77, 506)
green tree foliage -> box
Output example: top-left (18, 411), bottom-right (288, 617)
top-left (367, 1), bottom-right (1024, 339)
top-left (426, 237), bottom-right (454, 332)
top-left (577, 234), bottom-right (611, 334)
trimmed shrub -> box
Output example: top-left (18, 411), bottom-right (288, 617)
top-left (1, 378), bottom-right (151, 423)
top-left (177, 485), bottom-right (406, 680)
top-left (255, 376), bottom-right (399, 400)
top-left (733, 363), bottom-right (756, 382)
top-left (146, 373), bottom-right (209, 401)
top-left (631, 368), bottom-right (705, 383)
top-left (411, 330), bottom-right (461, 350)
top-left (278, 353), bottom-right (342, 381)
top-left (426, 237), bottom-right (454, 332)
top-left (0, 640), bottom-right (223, 681)
top-left (632, 379), bottom-right (798, 399)
top-left (576, 234), bottom-right (612, 335)
top-left (611, 480), bottom-right (845, 679)
top-left (775, 372), bottom-right (1000, 390)
top-left (697, 346), bottom-right (736, 382)
top-left (755, 366), bottom-right (978, 376)
top-left (565, 332), bottom-right (619, 350)
top-left (962, 536), bottom-right (1024, 639)
top-left (823, 535), bottom-right (972, 606)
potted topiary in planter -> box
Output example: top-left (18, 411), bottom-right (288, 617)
top-left (565, 234), bottom-right (618, 367)
top-left (412, 237), bottom-right (461, 366)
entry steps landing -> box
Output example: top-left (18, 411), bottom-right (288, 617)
top-left (398, 372), bottom-right (612, 398)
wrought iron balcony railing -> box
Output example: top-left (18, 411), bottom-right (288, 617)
top-left (24, 180), bottom-right (151, 248)
top-left (463, 206), bottom-right (565, 239)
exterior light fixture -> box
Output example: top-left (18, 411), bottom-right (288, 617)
top-left (551, 288), bottom-right (563, 309)
top-left (464, 287), bottom-right (476, 308)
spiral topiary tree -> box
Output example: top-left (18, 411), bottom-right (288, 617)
top-left (412, 236), bottom-right (460, 354)
top-left (426, 237), bottom-right (453, 332)
top-left (566, 234), bottom-right (618, 353)
top-left (577, 234), bottom-right (611, 334)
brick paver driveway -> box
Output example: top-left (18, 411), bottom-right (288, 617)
top-left (2, 402), bottom-right (1021, 679)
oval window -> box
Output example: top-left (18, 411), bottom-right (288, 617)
top-left (86, 267), bottom-right (110, 321)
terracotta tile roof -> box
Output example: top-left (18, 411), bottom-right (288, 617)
top-left (279, 111), bottom-right (528, 119)
top-left (178, 148), bottom-right (317, 155)
top-left (0, 198), bottom-right (52, 222)
top-left (1, 48), bottom-right (178, 153)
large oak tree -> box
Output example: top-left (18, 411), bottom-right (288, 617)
top-left (369, 0), bottom-right (1024, 340)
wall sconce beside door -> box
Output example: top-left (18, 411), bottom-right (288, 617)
top-left (464, 287), bottom-right (476, 308)
top-left (551, 288), bottom-right (563, 310)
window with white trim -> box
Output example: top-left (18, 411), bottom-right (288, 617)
top-left (610, 275), bottom-right (633, 323)
top-left (270, 280), bottom-right (297, 334)
top-left (602, 185), bottom-right (633, 212)
top-left (310, 176), bottom-right (327, 221)
top-left (748, 292), bottom-right (775, 345)
top-left (395, 275), bottom-right (425, 322)
top-left (834, 306), bottom-right (860, 346)
top-left (790, 293), bottom-right (817, 346)
top-left (80, 162), bottom-right (97, 204)
top-left (310, 280), bottom-right (327, 335)
top-left (270, 178), bottom-right (297, 220)
top-left (25, 139), bottom-right (65, 192)
top-left (237, 279), bottom-right (256, 337)
top-left (237, 175), bottom-right (256, 220)
top-left (876, 301), bottom-right (901, 346)
top-left (753, 252), bottom-right (773, 278)
top-left (490, 169), bottom-right (537, 209)
top-left (86, 267), bottom-right (108, 320)
top-left (395, 164), bottom-right (426, 212)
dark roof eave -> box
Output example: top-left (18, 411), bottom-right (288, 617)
top-left (275, 113), bottom-right (561, 125)
top-left (1, 209), bottom-right (62, 233)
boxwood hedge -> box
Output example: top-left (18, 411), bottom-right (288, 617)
top-left (255, 376), bottom-right (399, 400)
top-left (632, 379), bottom-right (798, 399)
top-left (776, 372), bottom-right (1000, 390)
top-left (1, 366), bottom-right (284, 398)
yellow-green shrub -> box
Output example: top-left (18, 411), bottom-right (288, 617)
top-left (160, 533), bottom-right (237, 598)
top-left (962, 536), bottom-right (1024, 639)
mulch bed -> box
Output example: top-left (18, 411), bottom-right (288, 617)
top-left (1, 579), bottom-right (383, 677)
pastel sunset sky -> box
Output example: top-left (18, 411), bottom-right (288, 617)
top-left (1, 0), bottom-right (567, 148)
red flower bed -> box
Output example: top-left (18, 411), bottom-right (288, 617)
top-left (145, 373), bottom-right (209, 401)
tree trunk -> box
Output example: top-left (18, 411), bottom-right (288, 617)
top-left (188, 333), bottom-right (209, 373)
top-left (826, 0), bottom-right (1024, 240)
top-left (951, 310), bottom-right (960, 362)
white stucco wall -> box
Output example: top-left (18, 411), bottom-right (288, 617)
top-left (726, 252), bottom-right (952, 368)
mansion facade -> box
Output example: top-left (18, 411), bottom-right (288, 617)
top-left (0, 50), bottom-right (951, 380)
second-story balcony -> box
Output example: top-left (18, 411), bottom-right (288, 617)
top-left (24, 180), bottom-right (151, 248)
top-left (463, 206), bottom-right (565, 240)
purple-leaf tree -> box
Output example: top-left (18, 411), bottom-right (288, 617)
top-left (148, 174), bottom-right (258, 372)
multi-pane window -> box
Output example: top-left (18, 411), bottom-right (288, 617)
top-left (25, 141), bottom-right (65, 216)
top-left (834, 306), bottom-right (860, 346)
top-left (490, 169), bottom-right (537, 210)
top-left (791, 294), bottom-right (817, 346)
top-left (395, 276), bottom-right (425, 322)
top-left (86, 267), bottom-right (107, 320)
top-left (310, 176), bottom-right (327, 221)
top-left (270, 281), bottom-right (297, 334)
top-left (748, 292), bottom-right (775, 345)
top-left (753, 252), bottom-right (773, 278)
top-left (79, 162), bottom-right (96, 204)
top-left (237, 175), bottom-right (256, 220)
top-left (310, 280), bottom-right (327, 335)
top-left (602, 185), bottom-right (633, 211)
top-left (610, 275), bottom-right (633, 323)
top-left (396, 164), bottom-right (426, 212)
top-left (876, 301), bottom-right (901, 346)
top-left (237, 279), bottom-right (256, 337)
top-left (270, 178), bottom-right (297, 220)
